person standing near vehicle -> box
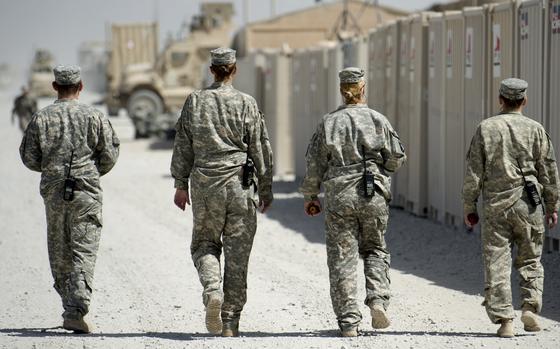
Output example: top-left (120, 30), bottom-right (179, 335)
top-left (171, 48), bottom-right (273, 337)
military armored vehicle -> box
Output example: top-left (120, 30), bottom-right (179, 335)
top-left (107, 2), bottom-right (234, 138)
top-left (28, 49), bottom-right (57, 97)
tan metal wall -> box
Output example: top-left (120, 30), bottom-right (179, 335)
top-left (517, 0), bottom-right (547, 124)
top-left (487, 1), bottom-right (517, 115)
top-left (444, 12), bottom-right (465, 227)
top-left (406, 13), bottom-right (430, 217)
top-left (427, 14), bottom-right (447, 222)
top-left (263, 52), bottom-right (294, 178)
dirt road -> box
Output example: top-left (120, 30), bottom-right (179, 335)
top-left (1, 92), bottom-right (559, 348)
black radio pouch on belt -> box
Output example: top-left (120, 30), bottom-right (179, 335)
top-left (63, 150), bottom-right (76, 202)
top-left (242, 125), bottom-right (254, 189)
top-left (242, 158), bottom-right (255, 189)
top-left (362, 145), bottom-right (375, 198)
top-left (517, 159), bottom-right (541, 208)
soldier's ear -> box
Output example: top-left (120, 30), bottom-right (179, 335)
top-left (522, 96), bottom-right (527, 106)
top-left (52, 82), bottom-right (58, 92)
top-left (78, 81), bottom-right (84, 92)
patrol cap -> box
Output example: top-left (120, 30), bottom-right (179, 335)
top-left (499, 78), bottom-right (528, 100)
top-left (339, 67), bottom-right (365, 84)
top-left (210, 47), bottom-right (236, 66)
top-left (53, 65), bottom-right (81, 85)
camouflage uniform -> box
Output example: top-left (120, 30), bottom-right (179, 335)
top-left (463, 79), bottom-right (559, 324)
top-left (19, 65), bottom-right (120, 321)
top-left (12, 91), bottom-right (38, 132)
top-left (300, 68), bottom-right (406, 331)
top-left (170, 74), bottom-right (273, 325)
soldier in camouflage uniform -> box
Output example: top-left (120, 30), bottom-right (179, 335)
top-left (11, 86), bottom-right (38, 133)
top-left (19, 65), bottom-right (120, 333)
top-left (300, 67), bottom-right (406, 337)
top-left (463, 78), bottom-right (559, 338)
top-left (170, 48), bottom-right (273, 337)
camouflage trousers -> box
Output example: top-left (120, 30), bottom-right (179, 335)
top-left (482, 196), bottom-right (544, 324)
top-left (44, 190), bottom-right (102, 320)
top-left (190, 180), bottom-right (257, 324)
top-left (325, 193), bottom-right (391, 331)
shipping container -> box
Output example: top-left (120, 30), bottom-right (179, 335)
top-left (367, 28), bottom-right (387, 113)
top-left (291, 49), bottom-right (311, 178)
top-left (395, 19), bottom-right (411, 208)
top-left (235, 52), bottom-right (266, 107)
top-left (463, 7), bottom-right (488, 157)
top-left (427, 14), bottom-right (447, 223)
top-left (406, 13), bottom-right (431, 217)
top-left (327, 43), bottom-right (344, 113)
top-left (517, 0), bottom-right (547, 124)
top-left (384, 21), bottom-right (402, 205)
top-left (546, 0), bottom-right (560, 251)
top-left (444, 11), bottom-right (465, 227)
top-left (487, 1), bottom-right (517, 115)
top-left (263, 51), bottom-right (294, 178)
top-left (384, 21), bottom-right (401, 132)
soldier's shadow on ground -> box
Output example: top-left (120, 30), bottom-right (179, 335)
top-left (0, 327), bottom-right (527, 340)
top-left (265, 181), bottom-right (560, 323)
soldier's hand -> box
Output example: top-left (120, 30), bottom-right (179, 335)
top-left (546, 212), bottom-right (558, 229)
top-left (174, 188), bottom-right (190, 211)
top-left (464, 212), bottom-right (479, 230)
top-left (259, 199), bottom-right (272, 213)
top-left (304, 199), bottom-right (322, 217)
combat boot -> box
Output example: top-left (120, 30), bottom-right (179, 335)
top-left (341, 328), bottom-right (358, 337)
top-left (370, 304), bottom-right (390, 329)
top-left (497, 319), bottom-right (514, 338)
top-left (222, 319), bottom-right (239, 337)
top-left (205, 295), bottom-right (223, 335)
top-left (521, 307), bottom-right (542, 332)
top-left (63, 316), bottom-right (92, 334)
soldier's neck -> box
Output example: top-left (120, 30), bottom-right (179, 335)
top-left (57, 93), bottom-right (80, 101)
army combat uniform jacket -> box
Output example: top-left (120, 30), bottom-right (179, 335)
top-left (300, 103), bottom-right (405, 332)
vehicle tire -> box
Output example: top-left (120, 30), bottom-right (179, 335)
top-left (127, 89), bottom-right (164, 138)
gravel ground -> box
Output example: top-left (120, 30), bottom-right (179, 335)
top-left (0, 91), bottom-right (559, 348)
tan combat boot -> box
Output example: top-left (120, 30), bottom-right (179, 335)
top-left (521, 308), bottom-right (542, 332)
top-left (341, 328), bottom-right (358, 337)
top-left (63, 316), bottom-right (92, 334)
top-left (497, 319), bottom-right (515, 338)
top-left (205, 295), bottom-right (223, 335)
top-left (222, 320), bottom-right (239, 337)
top-left (371, 304), bottom-right (391, 329)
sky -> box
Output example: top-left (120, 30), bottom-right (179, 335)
top-left (0, 0), bottom-right (443, 71)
